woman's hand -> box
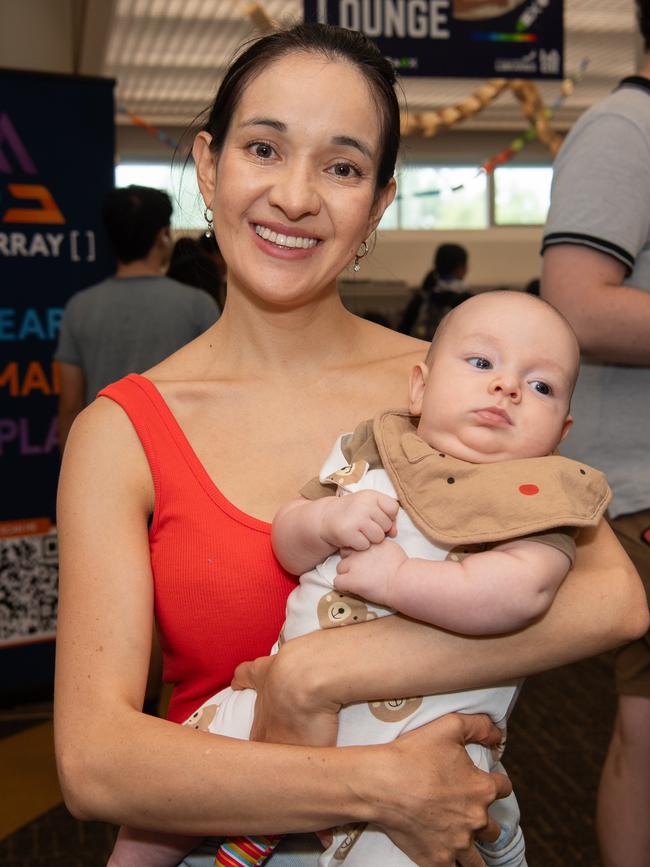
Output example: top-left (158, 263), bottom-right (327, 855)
top-left (231, 654), bottom-right (340, 747)
top-left (371, 713), bottom-right (510, 867)
top-left (234, 654), bottom-right (510, 866)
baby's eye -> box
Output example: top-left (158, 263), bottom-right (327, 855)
top-left (530, 380), bottom-right (552, 395)
top-left (249, 141), bottom-right (275, 159)
top-left (467, 356), bottom-right (492, 370)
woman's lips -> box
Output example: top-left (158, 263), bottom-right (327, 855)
top-left (250, 222), bottom-right (321, 260)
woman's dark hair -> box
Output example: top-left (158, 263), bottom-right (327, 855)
top-left (637, 0), bottom-right (650, 50)
top-left (433, 243), bottom-right (468, 278)
top-left (202, 22), bottom-right (400, 190)
top-left (102, 185), bottom-right (172, 264)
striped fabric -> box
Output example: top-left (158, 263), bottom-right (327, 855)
top-left (215, 835), bottom-right (281, 866)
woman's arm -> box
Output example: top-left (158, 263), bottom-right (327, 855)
top-left (54, 399), bottom-right (508, 865)
top-left (237, 521), bottom-right (649, 742)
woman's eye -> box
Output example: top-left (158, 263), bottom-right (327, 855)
top-left (250, 142), bottom-right (275, 159)
top-left (530, 380), bottom-right (552, 395)
top-left (467, 357), bottom-right (492, 370)
top-left (330, 162), bottom-right (360, 179)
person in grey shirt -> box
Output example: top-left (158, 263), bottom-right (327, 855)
top-left (55, 185), bottom-right (219, 450)
top-left (541, 3), bottom-right (650, 864)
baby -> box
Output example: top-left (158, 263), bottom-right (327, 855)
top-left (110, 291), bottom-right (610, 867)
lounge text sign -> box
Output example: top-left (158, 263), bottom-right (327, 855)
top-left (304, 0), bottom-right (564, 79)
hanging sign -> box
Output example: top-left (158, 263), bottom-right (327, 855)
top-left (304, 0), bottom-right (564, 79)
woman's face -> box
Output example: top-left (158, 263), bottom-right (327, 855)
top-left (194, 51), bottom-right (396, 308)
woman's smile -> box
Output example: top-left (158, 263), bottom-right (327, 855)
top-left (251, 221), bottom-right (322, 260)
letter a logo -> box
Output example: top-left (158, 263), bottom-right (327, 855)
top-left (0, 114), bottom-right (65, 223)
top-left (0, 114), bottom-right (37, 175)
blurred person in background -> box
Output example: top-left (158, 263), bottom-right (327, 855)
top-left (55, 185), bottom-right (219, 451)
top-left (399, 242), bottom-right (471, 339)
top-left (541, 2), bottom-right (650, 863)
top-left (167, 235), bottom-right (225, 308)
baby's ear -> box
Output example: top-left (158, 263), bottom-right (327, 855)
top-left (559, 414), bottom-right (573, 443)
top-left (408, 362), bottom-right (428, 416)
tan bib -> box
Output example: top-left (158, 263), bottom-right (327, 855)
top-left (370, 410), bottom-right (611, 546)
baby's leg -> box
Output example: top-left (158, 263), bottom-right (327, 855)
top-left (215, 835), bottom-right (281, 865)
top-left (109, 687), bottom-right (257, 867)
top-left (180, 835), bottom-right (321, 866)
top-left (107, 826), bottom-right (200, 867)
top-left (475, 787), bottom-right (527, 867)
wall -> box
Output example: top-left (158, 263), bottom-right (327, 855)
top-left (0, 0), bottom-right (77, 73)
top-left (365, 226), bottom-right (543, 290)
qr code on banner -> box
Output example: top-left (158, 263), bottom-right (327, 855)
top-left (0, 531), bottom-right (58, 645)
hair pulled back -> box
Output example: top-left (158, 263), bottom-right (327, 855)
top-left (202, 22), bottom-right (400, 190)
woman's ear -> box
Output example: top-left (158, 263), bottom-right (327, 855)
top-left (193, 131), bottom-right (217, 209)
top-left (367, 177), bottom-right (397, 236)
top-left (408, 362), bottom-right (429, 416)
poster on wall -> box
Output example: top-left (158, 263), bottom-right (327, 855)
top-left (304, 0), bottom-right (564, 79)
top-left (0, 70), bottom-right (114, 691)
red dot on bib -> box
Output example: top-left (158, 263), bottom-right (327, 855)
top-left (519, 484), bottom-right (539, 496)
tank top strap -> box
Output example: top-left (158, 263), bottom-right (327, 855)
top-left (97, 373), bottom-right (200, 528)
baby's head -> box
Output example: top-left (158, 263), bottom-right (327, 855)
top-left (409, 290), bottom-right (580, 463)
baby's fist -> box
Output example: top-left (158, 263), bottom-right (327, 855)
top-left (320, 490), bottom-right (398, 551)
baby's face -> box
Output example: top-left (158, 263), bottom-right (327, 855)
top-left (410, 293), bottom-right (579, 463)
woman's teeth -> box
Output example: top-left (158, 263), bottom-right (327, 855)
top-left (255, 225), bottom-right (318, 249)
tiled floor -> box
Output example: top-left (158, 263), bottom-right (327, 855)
top-left (0, 653), bottom-right (616, 866)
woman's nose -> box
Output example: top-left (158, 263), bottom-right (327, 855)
top-left (268, 162), bottom-right (321, 220)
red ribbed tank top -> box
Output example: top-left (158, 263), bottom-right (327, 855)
top-left (98, 374), bottom-right (297, 724)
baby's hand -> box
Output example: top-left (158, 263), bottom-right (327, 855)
top-left (320, 490), bottom-right (398, 552)
top-left (335, 538), bottom-right (408, 607)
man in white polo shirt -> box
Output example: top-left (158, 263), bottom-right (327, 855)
top-left (541, 3), bottom-right (650, 864)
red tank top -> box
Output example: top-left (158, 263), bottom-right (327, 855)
top-left (98, 374), bottom-right (297, 724)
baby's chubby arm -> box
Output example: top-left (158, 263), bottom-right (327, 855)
top-left (271, 492), bottom-right (399, 575)
top-left (335, 538), bottom-right (571, 635)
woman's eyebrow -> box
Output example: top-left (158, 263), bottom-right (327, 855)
top-left (331, 135), bottom-right (373, 159)
top-left (239, 117), bottom-right (287, 131)
top-left (239, 118), bottom-right (372, 159)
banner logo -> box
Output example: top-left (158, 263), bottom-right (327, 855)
top-left (0, 113), bottom-right (65, 224)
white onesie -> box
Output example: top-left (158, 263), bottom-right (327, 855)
top-left (185, 430), bottom-right (528, 867)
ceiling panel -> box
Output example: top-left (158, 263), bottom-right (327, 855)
top-left (104, 0), bottom-right (639, 131)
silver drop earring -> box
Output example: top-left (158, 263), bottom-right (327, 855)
top-left (203, 206), bottom-right (214, 238)
top-left (353, 240), bottom-right (369, 272)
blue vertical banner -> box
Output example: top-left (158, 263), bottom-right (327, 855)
top-left (0, 71), bottom-right (114, 692)
top-left (305, 0), bottom-right (564, 79)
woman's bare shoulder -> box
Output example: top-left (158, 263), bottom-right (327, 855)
top-left (357, 319), bottom-right (429, 367)
top-left (62, 397), bottom-right (153, 504)
top-left (70, 395), bottom-right (135, 438)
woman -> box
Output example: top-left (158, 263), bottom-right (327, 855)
top-left (54, 23), bottom-right (647, 867)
